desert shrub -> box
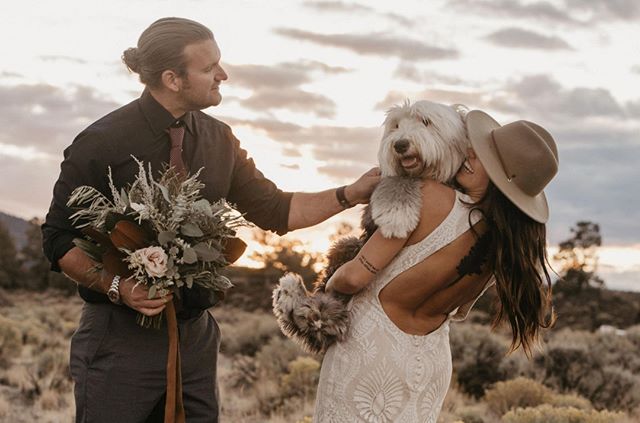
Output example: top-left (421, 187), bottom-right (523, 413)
top-left (499, 351), bottom-right (540, 381)
top-left (501, 404), bottom-right (627, 423)
top-left (538, 347), bottom-right (601, 395)
top-left (219, 311), bottom-right (280, 356)
top-left (280, 356), bottom-right (320, 399)
top-left (539, 346), bottom-right (640, 411)
top-left (255, 336), bottom-right (306, 378)
top-left (0, 395), bottom-right (8, 418)
top-left (455, 406), bottom-right (487, 423)
top-left (0, 315), bottom-right (22, 366)
top-left (227, 355), bottom-right (258, 389)
top-left (485, 377), bottom-right (553, 416)
top-left (549, 393), bottom-right (592, 410)
top-left (450, 324), bottom-right (508, 398)
top-left (18, 348), bottom-right (73, 399)
top-left (587, 366), bottom-right (640, 412)
top-left (38, 388), bottom-right (66, 410)
top-left (590, 331), bottom-right (640, 373)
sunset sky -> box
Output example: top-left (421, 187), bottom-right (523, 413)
top-left (0, 0), bottom-right (638, 289)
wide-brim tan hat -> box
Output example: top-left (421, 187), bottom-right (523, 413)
top-left (466, 110), bottom-right (559, 223)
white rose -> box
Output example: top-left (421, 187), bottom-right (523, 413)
top-left (137, 246), bottom-right (169, 278)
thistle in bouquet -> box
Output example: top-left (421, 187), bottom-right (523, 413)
top-left (67, 157), bottom-right (249, 328)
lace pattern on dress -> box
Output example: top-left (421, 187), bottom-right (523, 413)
top-left (314, 190), bottom-right (489, 422)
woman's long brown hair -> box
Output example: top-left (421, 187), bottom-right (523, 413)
top-left (475, 183), bottom-right (556, 357)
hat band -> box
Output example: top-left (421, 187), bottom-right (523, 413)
top-left (490, 130), bottom-right (514, 182)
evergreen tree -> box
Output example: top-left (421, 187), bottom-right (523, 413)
top-left (0, 220), bottom-right (21, 289)
top-left (250, 228), bottom-right (320, 286)
top-left (20, 218), bottom-right (51, 290)
top-left (554, 221), bottom-right (603, 291)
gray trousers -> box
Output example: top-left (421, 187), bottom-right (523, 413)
top-left (70, 302), bottom-right (220, 423)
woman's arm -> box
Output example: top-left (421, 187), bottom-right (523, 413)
top-left (325, 230), bottom-right (409, 294)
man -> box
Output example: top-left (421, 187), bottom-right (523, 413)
top-left (42, 17), bottom-right (379, 423)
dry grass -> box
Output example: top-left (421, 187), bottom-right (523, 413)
top-left (1, 290), bottom-right (637, 422)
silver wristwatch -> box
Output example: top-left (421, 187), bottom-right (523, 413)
top-left (107, 275), bottom-right (122, 305)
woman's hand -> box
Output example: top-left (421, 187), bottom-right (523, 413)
top-left (119, 277), bottom-right (173, 316)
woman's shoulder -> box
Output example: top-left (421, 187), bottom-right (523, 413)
top-left (420, 180), bottom-right (457, 211)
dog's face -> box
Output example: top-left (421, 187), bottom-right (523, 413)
top-left (378, 100), bottom-right (469, 181)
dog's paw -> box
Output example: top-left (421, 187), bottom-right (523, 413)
top-left (292, 292), bottom-right (350, 354)
top-left (371, 177), bottom-right (423, 238)
top-left (272, 273), bottom-right (308, 318)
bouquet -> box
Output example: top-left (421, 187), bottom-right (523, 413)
top-left (67, 157), bottom-right (248, 328)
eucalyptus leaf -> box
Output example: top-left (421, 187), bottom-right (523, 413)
top-left (158, 231), bottom-right (176, 246)
top-left (185, 275), bottom-right (194, 289)
top-left (154, 181), bottom-right (171, 203)
top-left (148, 285), bottom-right (157, 299)
top-left (180, 223), bottom-right (204, 237)
top-left (192, 242), bottom-right (222, 262)
top-left (183, 247), bottom-right (198, 264)
top-left (194, 199), bottom-right (213, 217)
top-left (215, 275), bottom-right (233, 290)
top-left (120, 187), bottom-right (130, 208)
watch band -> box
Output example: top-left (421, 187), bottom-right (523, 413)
top-left (336, 185), bottom-right (352, 209)
top-left (108, 275), bottom-right (122, 305)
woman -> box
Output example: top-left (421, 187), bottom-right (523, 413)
top-left (313, 110), bottom-right (559, 422)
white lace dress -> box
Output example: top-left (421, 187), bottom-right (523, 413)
top-left (313, 191), bottom-right (494, 423)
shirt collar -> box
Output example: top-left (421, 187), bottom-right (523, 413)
top-left (139, 89), bottom-right (196, 136)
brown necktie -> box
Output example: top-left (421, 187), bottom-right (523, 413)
top-left (168, 121), bottom-right (187, 177)
top-left (166, 124), bottom-right (186, 423)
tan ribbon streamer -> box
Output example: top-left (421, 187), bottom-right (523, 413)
top-left (164, 300), bottom-right (185, 423)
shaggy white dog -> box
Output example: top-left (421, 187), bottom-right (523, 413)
top-left (371, 100), bottom-right (469, 238)
top-left (379, 100), bottom-right (469, 180)
top-left (273, 100), bottom-right (470, 354)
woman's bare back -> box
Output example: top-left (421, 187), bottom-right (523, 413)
top-left (379, 181), bottom-right (492, 335)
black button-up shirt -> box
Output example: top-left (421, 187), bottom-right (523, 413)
top-left (42, 90), bottom-right (293, 302)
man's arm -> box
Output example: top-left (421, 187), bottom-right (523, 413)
top-left (287, 167), bottom-right (381, 231)
top-left (59, 247), bottom-right (172, 316)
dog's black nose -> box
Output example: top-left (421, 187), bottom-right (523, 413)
top-left (394, 139), bottom-right (410, 154)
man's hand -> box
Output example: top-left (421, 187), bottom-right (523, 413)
top-left (345, 167), bottom-right (381, 205)
top-left (119, 278), bottom-right (173, 316)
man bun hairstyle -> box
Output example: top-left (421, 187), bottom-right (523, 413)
top-left (122, 17), bottom-right (214, 88)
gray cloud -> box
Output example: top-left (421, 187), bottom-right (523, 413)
top-left (274, 28), bottom-right (457, 61)
top-left (486, 28), bottom-right (572, 50)
top-left (224, 61), bottom-right (344, 117)
top-left (489, 75), bottom-right (633, 122)
top-left (317, 163), bottom-right (372, 180)
top-left (225, 63), bottom-right (311, 89)
top-left (450, 0), bottom-right (577, 24)
top-left (302, 1), bottom-right (415, 27)
top-left (219, 116), bottom-right (380, 172)
top-left (281, 163), bottom-right (300, 170)
top-left (241, 88), bottom-right (336, 118)
top-left (0, 84), bottom-right (119, 154)
top-left (39, 55), bottom-right (88, 64)
top-left (375, 89), bottom-right (486, 111)
top-left (393, 63), bottom-right (465, 85)
top-left (303, 1), bottom-right (371, 13)
top-left (566, 0), bottom-right (640, 21)
top-left (452, 0), bottom-right (640, 24)
top-left (546, 143), bottom-right (640, 245)
top-left (1, 71), bottom-right (22, 78)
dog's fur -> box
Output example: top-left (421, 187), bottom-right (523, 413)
top-left (272, 100), bottom-right (469, 354)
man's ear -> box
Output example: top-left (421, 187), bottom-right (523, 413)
top-left (161, 70), bottom-right (182, 93)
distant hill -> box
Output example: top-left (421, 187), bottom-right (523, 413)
top-left (0, 211), bottom-right (31, 249)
